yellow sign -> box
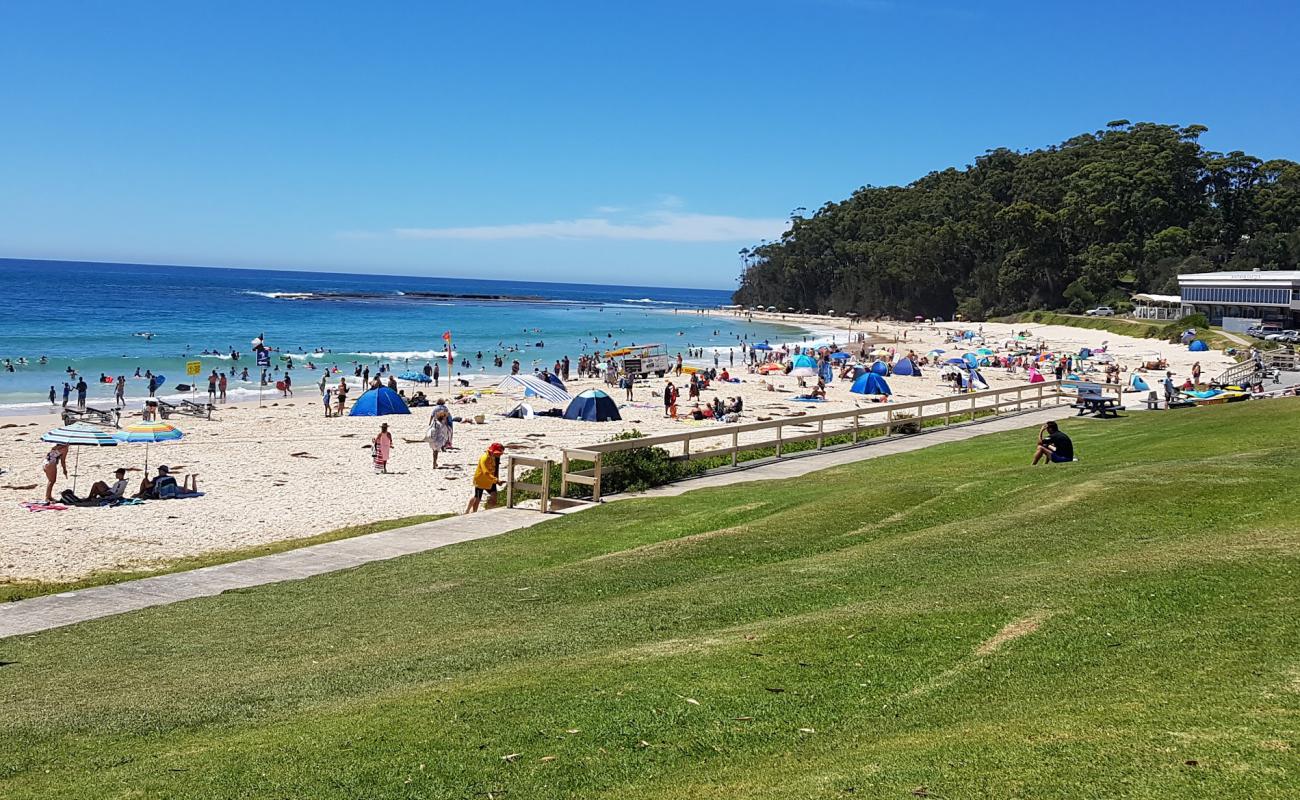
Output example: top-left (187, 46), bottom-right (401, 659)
top-left (186, 360), bottom-right (202, 376)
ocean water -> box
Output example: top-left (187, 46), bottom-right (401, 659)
top-left (0, 259), bottom-right (809, 411)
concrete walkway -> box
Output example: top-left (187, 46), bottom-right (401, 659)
top-left (0, 406), bottom-right (1066, 640)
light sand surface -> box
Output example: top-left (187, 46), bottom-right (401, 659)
top-left (1, 315), bottom-right (1233, 582)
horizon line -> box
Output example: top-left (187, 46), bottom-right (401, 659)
top-left (0, 256), bottom-right (741, 295)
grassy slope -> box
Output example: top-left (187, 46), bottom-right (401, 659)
top-left (0, 514), bottom-right (448, 603)
top-left (1001, 311), bottom-right (1249, 351)
top-left (1, 402), bottom-right (1298, 799)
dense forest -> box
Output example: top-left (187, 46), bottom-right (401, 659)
top-left (733, 122), bottom-right (1300, 318)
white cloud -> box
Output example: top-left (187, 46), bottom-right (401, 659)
top-left (393, 211), bottom-right (788, 243)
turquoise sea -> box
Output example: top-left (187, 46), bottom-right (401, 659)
top-left (0, 258), bottom-right (810, 412)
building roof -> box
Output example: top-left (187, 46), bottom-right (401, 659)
top-left (1131, 293), bottom-right (1182, 304)
top-left (1178, 270), bottom-right (1300, 284)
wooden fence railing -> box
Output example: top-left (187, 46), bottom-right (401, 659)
top-left (510, 379), bottom-right (1120, 508)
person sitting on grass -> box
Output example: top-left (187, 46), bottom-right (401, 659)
top-left (1031, 421), bottom-right (1074, 465)
top-left (87, 468), bottom-right (129, 500)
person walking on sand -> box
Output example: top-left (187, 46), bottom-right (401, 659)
top-left (218, 372), bottom-right (227, 403)
top-left (115, 376), bottom-right (125, 407)
top-left (372, 422), bottom-right (393, 473)
top-left (663, 381), bottom-right (675, 418)
top-left (336, 377), bottom-right (348, 415)
top-left (48, 385), bottom-right (55, 406)
top-left (465, 442), bottom-right (505, 513)
top-left (43, 443), bottom-right (69, 503)
top-left (426, 408), bottom-right (451, 467)
top-left (1191, 361), bottom-right (1202, 387)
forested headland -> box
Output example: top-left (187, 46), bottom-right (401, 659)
top-left (733, 122), bottom-right (1300, 319)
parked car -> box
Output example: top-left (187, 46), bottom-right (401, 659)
top-left (1247, 324), bottom-right (1283, 338)
top-left (1264, 330), bottom-right (1298, 342)
top-left (1085, 306), bottom-right (1115, 317)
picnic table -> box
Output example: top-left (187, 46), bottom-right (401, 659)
top-left (1069, 381), bottom-right (1124, 418)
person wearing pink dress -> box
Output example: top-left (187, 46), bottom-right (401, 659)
top-left (372, 423), bottom-right (393, 473)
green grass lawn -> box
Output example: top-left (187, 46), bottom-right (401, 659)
top-left (1002, 311), bottom-right (1253, 351)
top-left (0, 514), bottom-right (448, 603)
top-left (1, 402), bottom-right (1297, 799)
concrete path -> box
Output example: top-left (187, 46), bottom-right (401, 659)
top-left (0, 406), bottom-right (1067, 640)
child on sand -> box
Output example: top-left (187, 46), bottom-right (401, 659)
top-left (465, 442), bottom-right (505, 513)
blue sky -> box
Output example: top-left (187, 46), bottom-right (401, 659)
top-left (2, 1), bottom-right (1297, 289)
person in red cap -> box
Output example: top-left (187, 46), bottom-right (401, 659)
top-left (465, 441), bottom-right (506, 513)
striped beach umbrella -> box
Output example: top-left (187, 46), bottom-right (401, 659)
top-left (41, 422), bottom-right (118, 493)
top-left (114, 421), bottom-right (183, 473)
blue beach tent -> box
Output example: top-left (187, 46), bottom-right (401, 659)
top-left (543, 372), bottom-right (567, 390)
top-left (349, 387), bottom-right (411, 416)
top-left (892, 357), bottom-right (915, 376)
top-left (564, 389), bottom-right (622, 422)
top-left (850, 373), bottom-right (892, 396)
top-left (1189, 339), bottom-right (1209, 352)
top-left (870, 360), bottom-right (889, 375)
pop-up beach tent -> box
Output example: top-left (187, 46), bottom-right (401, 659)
top-left (870, 360), bottom-right (889, 375)
top-left (849, 373), bottom-right (892, 396)
top-left (503, 402), bottom-right (536, 419)
top-left (348, 387), bottom-right (411, 416)
top-left (892, 357), bottom-right (915, 376)
top-left (1189, 339), bottom-right (1209, 352)
top-left (564, 389), bottom-right (621, 421)
top-left (790, 354), bottom-right (818, 378)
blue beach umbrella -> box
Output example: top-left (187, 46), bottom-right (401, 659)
top-left (829, 352), bottom-right (852, 361)
top-left (398, 371), bottom-right (431, 383)
top-left (348, 387), bottom-right (412, 416)
top-left (751, 343), bottom-right (772, 351)
top-left (42, 422), bottom-right (119, 493)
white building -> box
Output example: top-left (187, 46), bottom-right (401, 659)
top-left (1177, 270), bottom-right (1300, 328)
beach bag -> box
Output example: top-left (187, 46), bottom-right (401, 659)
top-left (154, 475), bottom-right (178, 499)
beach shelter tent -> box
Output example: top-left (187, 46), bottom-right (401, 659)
top-left (1189, 339), bottom-right (1209, 352)
top-left (962, 353), bottom-right (980, 369)
top-left (850, 373), bottom-right (892, 396)
top-left (870, 360), bottom-right (889, 375)
top-left (503, 402), bottom-right (535, 419)
top-left (892, 357), bottom-right (915, 376)
top-left (497, 374), bottom-right (572, 404)
top-left (1027, 367), bottom-right (1045, 383)
top-left (1129, 374), bottom-right (1150, 392)
top-left (543, 372), bottom-right (567, 391)
top-left (564, 389), bottom-right (621, 421)
top-left (961, 369), bottom-right (990, 391)
top-left (348, 387), bottom-right (411, 416)
top-left (790, 354), bottom-right (818, 378)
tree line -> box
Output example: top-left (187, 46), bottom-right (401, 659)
top-left (733, 122), bottom-right (1300, 318)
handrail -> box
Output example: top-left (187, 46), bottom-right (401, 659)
top-left (547, 379), bottom-right (1106, 503)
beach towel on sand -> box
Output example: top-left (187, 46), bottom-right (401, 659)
top-left (21, 501), bottom-right (68, 511)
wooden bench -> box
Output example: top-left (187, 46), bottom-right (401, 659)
top-left (1069, 382), bottom-right (1125, 418)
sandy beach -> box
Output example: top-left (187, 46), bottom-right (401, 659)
top-left (1, 315), bottom-right (1233, 583)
